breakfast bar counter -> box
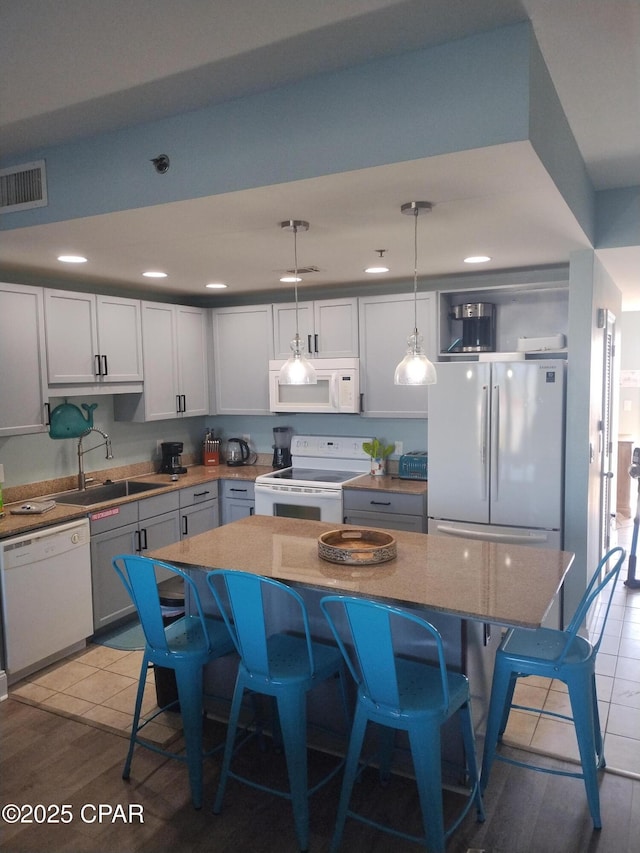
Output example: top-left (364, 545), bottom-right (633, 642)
top-left (151, 516), bottom-right (574, 763)
top-left (150, 514), bottom-right (574, 629)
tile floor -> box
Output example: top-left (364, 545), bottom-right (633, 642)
top-left (9, 516), bottom-right (640, 779)
top-left (10, 642), bottom-right (181, 747)
top-left (501, 514), bottom-right (640, 778)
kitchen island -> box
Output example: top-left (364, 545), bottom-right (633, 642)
top-left (152, 516), bottom-right (573, 751)
top-left (151, 514), bottom-right (574, 630)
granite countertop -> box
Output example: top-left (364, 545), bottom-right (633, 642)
top-left (0, 465), bottom-right (426, 541)
top-left (344, 474), bottom-right (427, 495)
top-left (151, 515), bottom-right (573, 629)
top-left (0, 464), bottom-right (272, 541)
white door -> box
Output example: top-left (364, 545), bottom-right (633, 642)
top-left (490, 361), bottom-right (565, 529)
top-left (599, 310), bottom-right (616, 556)
top-left (427, 361), bottom-right (491, 523)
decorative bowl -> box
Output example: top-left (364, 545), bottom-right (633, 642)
top-left (318, 528), bottom-right (397, 565)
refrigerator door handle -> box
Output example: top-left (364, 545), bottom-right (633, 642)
top-left (481, 384), bottom-right (489, 500)
top-left (491, 383), bottom-right (500, 501)
top-left (433, 523), bottom-right (553, 545)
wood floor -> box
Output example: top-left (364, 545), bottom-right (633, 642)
top-left (2, 698), bottom-right (639, 853)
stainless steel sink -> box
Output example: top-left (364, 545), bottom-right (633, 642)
top-left (50, 480), bottom-right (166, 506)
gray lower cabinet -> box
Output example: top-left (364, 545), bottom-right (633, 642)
top-left (343, 488), bottom-right (427, 533)
top-left (90, 484), bottom-right (219, 632)
top-left (179, 482), bottom-right (219, 538)
top-left (220, 480), bottom-right (255, 524)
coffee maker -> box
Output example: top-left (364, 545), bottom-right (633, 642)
top-left (160, 441), bottom-right (187, 474)
top-left (272, 427), bottom-right (293, 469)
top-left (449, 302), bottom-right (496, 352)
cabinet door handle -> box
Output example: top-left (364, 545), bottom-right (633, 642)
top-left (307, 334), bottom-right (312, 355)
top-left (140, 528), bottom-right (148, 550)
top-left (44, 402), bottom-right (51, 426)
top-left (94, 354), bottom-right (101, 376)
top-left (229, 487), bottom-right (248, 494)
top-left (370, 500), bottom-right (391, 506)
top-left (182, 515), bottom-right (188, 536)
top-left (249, 507), bottom-right (254, 516)
top-left (101, 354), bottom-right (108, 376)
top-left (176, 395), bottom-right (180, 414)
top-left (181, 394), bottom-right (186, 413)
top-left (194, 490), bottom-right (210, 497)
top-left (134, 530), bottom-right (142, 552)
top-left (314, 333), bottom-right (318, 353)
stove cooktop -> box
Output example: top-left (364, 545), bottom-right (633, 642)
top-left (262, 467), bottom-right (363, 485)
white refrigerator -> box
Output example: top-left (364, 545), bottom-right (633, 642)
top-left (427, 359), bottom-right (565, 552)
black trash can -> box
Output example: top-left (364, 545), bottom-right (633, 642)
top-left (154, 576), bottom-right (185, 710)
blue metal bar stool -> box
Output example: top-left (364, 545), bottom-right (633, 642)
top-left (481, 546), bottom-right (626, 829)
top-left (320, 595), bottom-right (485, 853)
top-left (112, 555), bottom-right (235, 809)
top-left (206, 570), bottom-right (350, 853)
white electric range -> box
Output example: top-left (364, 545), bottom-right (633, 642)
top-left (254, 435), bottom-right (372, 523)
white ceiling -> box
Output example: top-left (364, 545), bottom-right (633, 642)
top-left (1, 0), bottom-right (639, 307)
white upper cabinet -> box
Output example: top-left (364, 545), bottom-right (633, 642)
top-left (358, 292), bottom-right (436, 418)
top-left (212, 304), bottom-right (273, 415)
top-left (273, 297), bottom-right (358, 359)
top-left (44, 290), bottom-right (143, 387)
top-left (114, 302), bottom-right (209, 422)
top-left (0, 282), bottom-right (48, 436)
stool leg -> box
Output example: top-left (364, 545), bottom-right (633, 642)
top-left (459, 703), bottom-right (485, 822)
top-left (123, 653), bottom-right (149, 780)
top-left (567, 670), bottom-right (602, 829)
top-left (175, 662), bottom-right (205, 809)
top-left (276, 689), bottom-right (309, 852)
top-left (331, 705), bottom-right (368, 853)
top-left (214, 674), bottom-right (245, 814)
top-left (481, 657), bottom-right (515, 792)
top-left (409, 721), bottom-right (446, 853)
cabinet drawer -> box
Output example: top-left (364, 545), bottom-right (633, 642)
top-left (343, 489), bottom-right (426, 517)
top-left (138, 490), bottom-right (180, 520)
top-left (89, 501), bottom-right (138, 534)
top-left (221, 480), bottom-right (255, 501)
top-left (179, 482), bottom-right (218, 506)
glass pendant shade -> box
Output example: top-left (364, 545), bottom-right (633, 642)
top-left (278, 219), bottom-right (317, 385)
top-left (394, 332), bottom-right (437, 385)
top-left (394, 201), bottom-right (437, 386)
top-left (279, 334), bottom-right (317, 385)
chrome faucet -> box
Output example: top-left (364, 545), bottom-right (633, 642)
top-left (77, 427), bottom-right (114, 490)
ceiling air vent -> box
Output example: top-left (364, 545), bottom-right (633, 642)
top-left (285, 266), bottom-right (320, 275)
top-left (0, 160), bottom-right (48, 213)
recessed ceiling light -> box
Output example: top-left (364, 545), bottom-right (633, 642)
top-left (280, 275), bottom-right (302, 283)
top-left (57, 254), bottom-right (87, 263)
top-left (206, 282), bottom-right (227, 289)
top-left (143, 270), bottom-right (168, 278)
top-left (463, 255), bottom-right (491, 264)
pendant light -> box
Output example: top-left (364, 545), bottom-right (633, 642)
top-left (394, 201), bottom-right (437, 386)
top-left (278, 220), bottom-right (317, 385)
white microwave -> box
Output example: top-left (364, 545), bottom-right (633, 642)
top-left (268, 358), bottom-right (360, 413)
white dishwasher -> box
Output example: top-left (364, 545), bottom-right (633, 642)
top-left (0, 518), bottom-right (92, 683)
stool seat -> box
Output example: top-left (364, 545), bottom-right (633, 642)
top-left (480, 546), bottom-right (626, 830)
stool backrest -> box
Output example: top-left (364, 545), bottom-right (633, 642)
top-left (113, 554), bottom-right (210, 654)
top-left (320, 596), bottom-right (449, 715)
top-left (206, 570), bottom-right (316, 678)
top-left (558, 546), bottom-right (626, 667)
